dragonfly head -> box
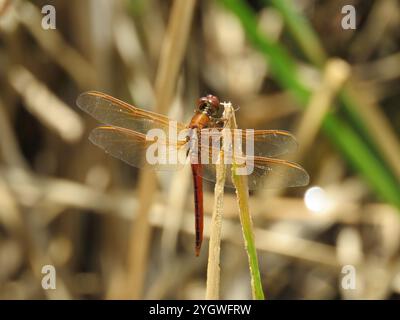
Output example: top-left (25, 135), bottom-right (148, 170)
top-left (197, 94), bottom-right (221, 117)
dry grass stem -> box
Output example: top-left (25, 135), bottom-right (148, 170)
top-left (205, 104), bottom-right (232, 299)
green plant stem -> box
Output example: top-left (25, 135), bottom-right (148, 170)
top-left (228, 105), bottom-right (265, 300)
top-left (266, 0), bottom-right (327, 66)
top-left (232, 168), bottom-right (265, 300)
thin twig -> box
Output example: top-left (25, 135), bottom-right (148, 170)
top-left (205, 104), bottom-right (230, 299)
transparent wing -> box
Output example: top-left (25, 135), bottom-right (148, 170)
top-left (89, 126), bottom-right (188, 171)
top-left (202, 129), bottom-right (298, 158)
top-left (77, 91), bottom-right (186, 135)
top-left (247, 130), bottom-right (298, 157)
top-left (201, 155), bottom-right (309, 190)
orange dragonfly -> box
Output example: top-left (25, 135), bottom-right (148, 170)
top-left (77, 91), bottom-right (309, 256)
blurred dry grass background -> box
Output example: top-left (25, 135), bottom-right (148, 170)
top-left (0, 0), bottom-right (400, 299)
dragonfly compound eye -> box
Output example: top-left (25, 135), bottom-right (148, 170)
top-left (206, 94), bottom-right (220, 112)
top-left (197, 96), bottom-right (209, 111)
top-left (197, 94), bottom-right (221, 117)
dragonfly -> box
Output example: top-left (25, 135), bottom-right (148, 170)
top-left (76, 91), bottom-right (309, 256)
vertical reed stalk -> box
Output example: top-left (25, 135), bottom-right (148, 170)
top-left (205, 105), bottom-right (230, 300)
top-left (230, 105), bottom-right (265, 300)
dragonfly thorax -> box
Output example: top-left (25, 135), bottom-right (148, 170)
top-left (188, 112), bottom-right (210, 130)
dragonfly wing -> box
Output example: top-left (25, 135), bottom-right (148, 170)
top-left (250, 130), bottom-right (298, 157)
top-left (77, 91), bottom-right (186, 135)
top-left (201, 156), bottom-right (309, 190)
top-left (203, 129), bottom-right (298, 158)
top-left (89, 126), bottom-right (188, 171)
